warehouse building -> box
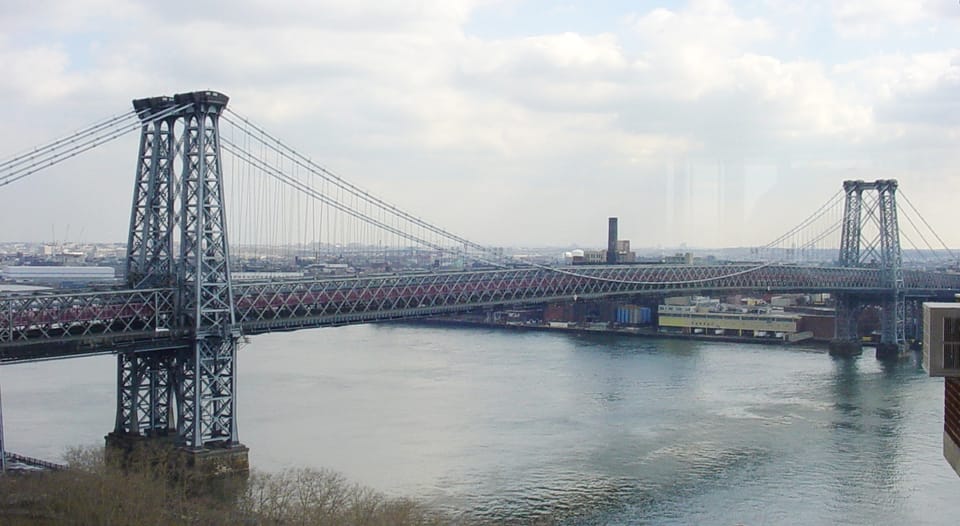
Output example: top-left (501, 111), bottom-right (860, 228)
top-left (1, 265), bottom-right (116, 287)
top-left (658, 296), bottom-right (805, 341)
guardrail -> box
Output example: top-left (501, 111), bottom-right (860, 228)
top-left (3, 452), bottom-right (67, 471)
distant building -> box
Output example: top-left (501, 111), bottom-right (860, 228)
top-left (661, 252), bottom-right (695, 265)
top-left (304, 263), bottom-right (354, 276)
top-left (770, 294), bottom-right (807, 307)
top-left (658, 296), bottom-right (805, 341)
top-left (614, 240), bottom-right (636, 263)
top-left (571, 249), bottom-right (607, 265)
top-left (796, 314), bottom-right (835, 340)
top-left (570, 217), bottom-right (637, 265)
top-left (614, 305), bottom-right (653, 325)
top-left (569, 240), bottom-right (636, 265)
top-left (0, 266), bottom-right (115, 286)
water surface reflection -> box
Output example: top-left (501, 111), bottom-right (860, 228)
top-left (2, 325), bottom-right (957, 524)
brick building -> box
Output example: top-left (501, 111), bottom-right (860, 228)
top-left (922, 303), bottom-right (960, 477)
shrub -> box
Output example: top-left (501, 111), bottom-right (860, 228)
top-left (0, 445), bottom-right (457, 526)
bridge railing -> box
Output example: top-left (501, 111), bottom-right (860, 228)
top-left (233, 264), bottom-right (904, 333)
top-left (904, 269), bottom-right (960, 292)
top-left (2, 264), bottom-right (960, 354)
top-left (4, 451), bottom-right (68, 471)
top-left (0, 288), bottom-right (176, 347)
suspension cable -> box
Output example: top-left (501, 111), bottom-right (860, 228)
top-left (758, 190), bottom-right (843, 250)
top-left (222, 110), bottom-right (502, 260)
top-left (224, 132), bottom-right (782, 286)
top-left (0, 110), bottom-right (137, 170)
top-left (224, 109), bottom-right (868, 286)
top-left (900, 228), bottom-right (932, 263)
top-left (222, 138), bottom-right (507, 267)
top-left (0, 103), bottom-right (192, 189)
top-left (898, 202), bottom-right (940, 259)
top-left (900, 190), bottom-right (957, 261)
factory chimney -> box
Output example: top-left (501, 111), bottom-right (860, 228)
top-left (607, 217), bottom-right (618, 264)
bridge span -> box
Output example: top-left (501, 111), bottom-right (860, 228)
top-left (1, 89), bottom-right (958, 474)
top-left (3, 263), bottom-right (959, 364)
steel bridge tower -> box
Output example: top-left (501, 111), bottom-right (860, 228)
top-left (107, 91), bottom-right (247, 471)
top-left (831, 179), bottom-right (905, 359)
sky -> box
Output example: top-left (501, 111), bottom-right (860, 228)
top-left (0, 0), bottom-right (958, 249)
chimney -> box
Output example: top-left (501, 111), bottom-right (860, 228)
top-left (607, 217), bottom-right (618, 264)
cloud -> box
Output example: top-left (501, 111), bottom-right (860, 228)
top-left (0, 43), bottom-right (77, 102)
top-left (633, 0), bottom-right (773, 54)
top-left (0, 0), bottom-right (958, 248)
top-left (831, 0), bottom-right (960, 38)
top-left (833, 50), bottom-right (960, 148)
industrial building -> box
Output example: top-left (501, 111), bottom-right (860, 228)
top-left (658, 296), bottom-right (807, 341)
top-left (571, 217), bottom-right (636, 264)
top-left (614, 305), bottom-right (653, 325)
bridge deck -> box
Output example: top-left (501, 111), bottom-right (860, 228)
top-left (2, 264), bottom-right (958, 363)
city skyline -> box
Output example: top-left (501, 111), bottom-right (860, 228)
top-left (1, 0), bottom-right (958, 248)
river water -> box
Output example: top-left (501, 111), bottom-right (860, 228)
top-left (3, 324), bottom-right (958, 524)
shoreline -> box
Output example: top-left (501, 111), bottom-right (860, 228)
top-left (402, 317), bottom-right (831, 348)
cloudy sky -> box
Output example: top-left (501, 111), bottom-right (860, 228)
top-left (0, 0), bottom-right (958, 249)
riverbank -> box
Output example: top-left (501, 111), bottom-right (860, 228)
top-left (404, 317), bottom-right (827, 348)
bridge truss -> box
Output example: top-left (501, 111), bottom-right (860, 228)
top-left (2, 90), bottom-right (960, 456)
top-left (3, 264), bottom-right (959, 358)
top-left (835, 180), bottom-right (906, 353)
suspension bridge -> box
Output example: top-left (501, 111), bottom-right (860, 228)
top-left (1, 90), bottom-right (958, 472)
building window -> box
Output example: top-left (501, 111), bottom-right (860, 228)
top-left (946, 344), bottom-right (960, 370)
top-left (946, 317), bottom-right (960, 342)
top-left (944, 317), bottom-right (960, 369)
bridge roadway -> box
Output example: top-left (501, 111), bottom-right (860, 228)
top-left (2, 263), bottom-right (959, 363)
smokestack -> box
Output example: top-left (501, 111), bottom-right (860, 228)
top-left (607, 217), bottom-right (618, 264)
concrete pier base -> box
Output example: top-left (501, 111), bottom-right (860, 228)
top-left (875, 342), bottom-right (907, 361)
top-left (105, 432), bottom-right (249, 494)
top-left (181, 444), bottom-right (250, 479)
top-left (104, 431), bottom-right (178, 465)
top-left (828, 340), bottom-right (862, 357)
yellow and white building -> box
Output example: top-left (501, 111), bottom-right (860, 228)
top-left (658, 297), bottom-right (800, 339)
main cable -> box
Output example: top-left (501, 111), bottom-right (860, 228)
top-left (1, 104), bottom-right (192, 189)
top-left (223, 110), bottom-right (505, 262)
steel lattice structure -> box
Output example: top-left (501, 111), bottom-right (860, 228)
top-left (126, 97), bottom-right (179, 290)
top-left (878, 181), bottom-right (906, 346)
top-left (173, 92), bottom-right (239, 449)
top-left (1, 92), bottom-right (958, 456)
top-left (835, 180), bottom-right (906, 347)
top-left (4, 264), bottom-right (960, 359)
top-left (110, 91), bottom-right (240, 450)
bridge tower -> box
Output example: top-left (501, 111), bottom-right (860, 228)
top-left (107, 91), bottom-right (247, 473)
top-left (831, 179), bottom-right (905, 359)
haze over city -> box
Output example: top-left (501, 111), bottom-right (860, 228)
top-left (1, 0), bottom-right (958, 248)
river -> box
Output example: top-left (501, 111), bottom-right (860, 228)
top-left (2, 324), bottom-right (958, 524)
